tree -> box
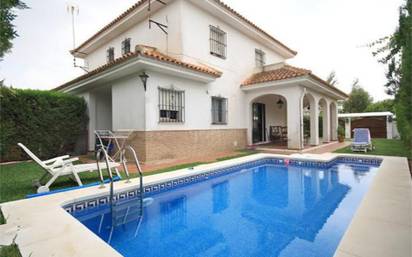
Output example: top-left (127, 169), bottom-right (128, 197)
top-left (0, 0), bottom-right (28, 60)
top-left (343, 79), bottom-right (373, 113)
top-left (365, 99), bottom-right (395, 113)
top-left (326, 71), bottom-right (338, 86)
top-left (369, 0), bottom-right (411, 147)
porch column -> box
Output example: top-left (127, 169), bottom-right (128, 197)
top-left (81, 92), bottom-right (96, 151)
top-left (287, 94), bottom-right (303, 149)
top-left (310, 100), bottom-right (319, 145)
top-left (330, 103), bottom-right (338, 140)
top-left (345, 118), bottom-right (351, 139)
top-left (323, 102), bottom-right (330, 143)
top-left (386, 115), bottom-right (393, 139)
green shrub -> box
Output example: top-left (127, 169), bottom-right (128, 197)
top-left (338, 126), bottom-right (345, 137)
top-left (0, 87), bottom-right (88, 162)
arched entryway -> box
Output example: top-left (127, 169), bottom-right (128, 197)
top-left (302, 93), bottom-right (318, 146)
top-left (250, 94), bottom-right (287, 144)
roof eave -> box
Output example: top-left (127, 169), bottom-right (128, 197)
top-left (56, 54), bottom-right (221, 93)
top-left (241, 75), bottom-right (348, 100)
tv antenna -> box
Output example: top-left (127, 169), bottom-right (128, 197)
top-left (67, 2), bottom-right (88, 72)
top-left (147, 0), bottom-right (168, 35)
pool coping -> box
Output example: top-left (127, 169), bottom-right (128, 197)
top-left (0, 153), bottom-right (410, 257)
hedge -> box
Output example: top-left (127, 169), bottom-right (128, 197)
top-left (0, 87), bottom-right (88, 162)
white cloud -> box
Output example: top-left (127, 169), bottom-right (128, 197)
top-left (0, 0), bottom-right (402, 100)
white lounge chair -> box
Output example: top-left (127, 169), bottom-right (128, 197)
top-left (18, 143), bottom-right (121, 193)
top-left (351, 128), bottom-right (373, 152)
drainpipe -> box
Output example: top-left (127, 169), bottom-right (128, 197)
top-left (299, 87), bottom-right (307, 151)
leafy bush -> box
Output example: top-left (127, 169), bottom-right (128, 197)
top-left (0, 87), bottom-right (88, 162)
top-left (338, 126), bottom-right (345, 137)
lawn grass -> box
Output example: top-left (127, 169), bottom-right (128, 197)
top-left (334, 139), bottom-right (412, 159)
top-left (0, 150), bottom-right (257, 204)
top-left (0, 244), bottom-right (22, 257)
top-left (0, 161), bottom-right (125, 203)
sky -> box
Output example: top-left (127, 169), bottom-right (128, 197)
top-left (0, 0), bottom-right (404, 101)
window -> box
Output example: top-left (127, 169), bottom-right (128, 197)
top-left (121, 38), bottom-right (131, 55)
top-left (209, 25), bottom-right (227, 59)
top-left (158, 87), bottom-right (185, 123)
top-left (211, 97), bottom-right (228, 124)
top-left (106, 47), bottom-right (114, 63)
top-left (255, 49), bottom-right (265, 67)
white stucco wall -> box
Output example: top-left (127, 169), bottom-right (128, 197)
top-left (94, 88), bottom-right (112, 130)
top-left (85, 0), bottom-right (183, 70)
top-left (145, 71), bottom-right (224, 130)
top-left (111, 75), bottom-right (146, 131)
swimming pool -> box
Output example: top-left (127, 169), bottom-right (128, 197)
top-left (68, 157), bottom-right (381, 257)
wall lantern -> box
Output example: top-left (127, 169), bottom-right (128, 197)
top-left (139, 72), bottom-right (149, 91)
top-left (388, 116), bottom-right (393, 123)
top-left (276, 98), bottom-right (284, 109)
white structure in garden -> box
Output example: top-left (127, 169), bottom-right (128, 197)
top-left (57, 0), bottom-right (347, 162)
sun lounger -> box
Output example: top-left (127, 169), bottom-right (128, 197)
top-left (18, 143), bottom-right (121, 193)
top-left (351, 128), bottom-right (373, 152)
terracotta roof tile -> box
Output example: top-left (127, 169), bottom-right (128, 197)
top-left (241, 64), bottom-right (348, 97)
top-left (56, 45), bottom-right (222, 91)
top-left (72, 0), bottom-right (296, 56)
top-left (242, 65), bottom-right (310, 86)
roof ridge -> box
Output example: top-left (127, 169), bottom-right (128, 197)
top-left (283, 64), bottom-right (311, 74)
top-left (72, 0), bottom-right (148, 54)
top-left (213, 0), bottom-right (296, 55)
top-left (72, 0), bottom-right (296, 56)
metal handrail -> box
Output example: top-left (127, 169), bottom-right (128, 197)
top-left (95, 147), bottom-right (114, 209)
top-left (121, 145), bottom-right (144, 212)
top-left (95, 138), bottom-right (144, 235)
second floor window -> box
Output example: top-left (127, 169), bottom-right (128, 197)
top-left (159, 87), bottom-right (185, 123)
top-left (122, 38), bottom-right (131, 55)
top-left (211, 97), bottom-right (228, 124)
top-left (255, 49), bottom-right (265, 67)
top-left (210, 25), bottom-right (227, 59)
top-left (106, 47), bottom-right (114, 63)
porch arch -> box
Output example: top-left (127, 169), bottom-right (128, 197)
top-left (248, 94), bottom-right (288, 144)
top-left (302, 93), bottom-right (319, 145)
top-left (318, 98), bottom-right (330, 142)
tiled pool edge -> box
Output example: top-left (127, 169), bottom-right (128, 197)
top-left (63, 155), bottom-right (382, 214)
top-left (0, 153), bottom-right (410, 257)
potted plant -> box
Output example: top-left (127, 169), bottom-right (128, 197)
top-left (337, 126), bottom-right (345, 142)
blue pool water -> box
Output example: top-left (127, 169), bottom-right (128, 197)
top-left (71, 160), bottom-right (379, 257)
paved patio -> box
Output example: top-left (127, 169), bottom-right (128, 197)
top-left (254, 141), bottom-right (350, 155)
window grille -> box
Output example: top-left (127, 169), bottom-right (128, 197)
top-left (158, 87), bottom-right (185, 123)
top-left (121, 38), bottom-right (131, 55)
top-left (255, 49), bottom-right (265, 67)
top-left (211, 97), bottom-right (228, 124)
top-left (106, 47), bottom-right (114, 63)
top-left (209, 25), bottom-right (227, 59)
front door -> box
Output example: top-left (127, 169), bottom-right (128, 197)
top-left (252, 103), bottom-right (266, 143)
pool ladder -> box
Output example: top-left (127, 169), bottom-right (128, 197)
top-left (95, 145), bottom-right (144, 234)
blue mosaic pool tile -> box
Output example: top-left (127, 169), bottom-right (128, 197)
top-left (64, 156), bottom-right (382, 214)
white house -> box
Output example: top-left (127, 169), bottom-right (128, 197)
top-left (57, 0), bottom-right (348, 162)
